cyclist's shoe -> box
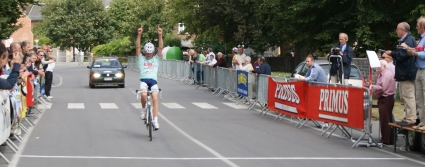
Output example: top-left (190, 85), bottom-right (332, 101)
top-left (154, 122), bottom-right (160, 130)
top-left (140, 111), bottom-right (146, 120)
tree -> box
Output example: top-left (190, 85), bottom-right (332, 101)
top-left (41, 0), bottom-right (114, 54)
top-left (107, 0), bottom-right (173, 53)
top-left (0, 0), bottom-right (37, 39)
top-left (92, 37), bottom-right (132, 56)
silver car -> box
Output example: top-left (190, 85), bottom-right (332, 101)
top-left (291, 60), bottom-right (364, 87)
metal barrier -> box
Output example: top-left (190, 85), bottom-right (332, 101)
top-left (130, 59), bottom-right (379, 149)
top-left (249, 74), bottom-right (268, 111)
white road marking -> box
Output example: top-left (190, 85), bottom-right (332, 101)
top-left (67, 103), bottom-right (85, 109)
top-left (223, 103), bottom-right (248, 109)
top-left (159, 112), bottom-right (238, 167)
top-left (18, 155), bottom-right (404, 160)
top-left (99, 103), bottom-right (118, 109)
top-left (162, 103), bottom-right (185, 109)
top-left (127, 88), bottom-right (237, 167)
top-left (131, 103), bottom-right (142, 109)
top-left (51, 74), bottom-right (63, 87)
top-left (192, 102), bottom-right (217, 109)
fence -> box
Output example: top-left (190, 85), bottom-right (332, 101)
top-left (0, 73), bottom-right (52, 163)
top-left (126, 58), bottom-right (378, 148)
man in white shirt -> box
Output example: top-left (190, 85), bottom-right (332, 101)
top-left (232, 45), bottom-right (246, 69)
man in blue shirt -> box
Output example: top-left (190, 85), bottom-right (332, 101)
top-left (297, 56), bottom-right (327, 83)
top-left (406, 17), bottom-right (425, 129)
top-left (253, 57), bottom-right (271, 75)
top-left (385, 22), bottom-right (417, 126)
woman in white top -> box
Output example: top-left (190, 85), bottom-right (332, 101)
top-left (236, 56), bottom-right (253, 72)
top-left (207, 55), bottom-right (217, 66)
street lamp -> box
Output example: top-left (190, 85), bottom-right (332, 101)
top-left (34, 39), bottom-right (39, 49)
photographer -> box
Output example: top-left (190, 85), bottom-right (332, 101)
top-left (327, 33), bottom-right (354, 84)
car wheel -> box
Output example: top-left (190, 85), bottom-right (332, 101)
top-left (119, 84), bottom-right (125, 88)
top-left (90, 84), bottom-right (95, 88)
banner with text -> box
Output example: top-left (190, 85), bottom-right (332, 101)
top-left (306, 85), bottom-right (365, 129)
top-left (267, 77), bottom-right (308, 118)
top-left (237, 70), bottom-right (249, 97)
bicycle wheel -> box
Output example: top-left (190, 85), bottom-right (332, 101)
top-left (147, 108), bottom-right (153, 141)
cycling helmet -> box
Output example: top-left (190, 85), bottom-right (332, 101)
top-left (144, 42), bottom-right (155, 54)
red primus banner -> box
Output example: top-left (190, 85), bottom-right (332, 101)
top-left (267, 77), bottom-right (308, 118)
top-left (306, 85), bottom-right (365, 129)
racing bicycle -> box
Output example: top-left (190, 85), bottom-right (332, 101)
top-left (136, 88), bottom-right (161, 141)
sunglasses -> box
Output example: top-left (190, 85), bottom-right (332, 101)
top-left (38, 54), bottom-right (44, 56)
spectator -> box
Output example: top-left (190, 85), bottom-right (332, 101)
top-left (369, 60), bottom-right (396, 145)
top-left (211, 52), bottom-right (227, 68)
top-left (252, 57), bottom-right (271, 75)
top-left (206, 54), bottom-right (216, 66)
top-left (404, 17), bottom-right (425, 129)
top-left (231, 47), bottom-right (238, 68)
top-left (21, 40), bottom-right (31, 55)
top-left (232, 45), bottom-right (246, 69)
top-left (9, 42), bottom-right (22, 57)
top-left (380, 53), bottom-right (398, 126)
top-left (195, 50), bottom-right (204, 84)
top-left (0, 43), bottom-right (23, 89)
top-left (27, 53), bottom-right (44, 77)
top-left (236, 56), bottom-right (253, 72)
top-left (328, 33), bottom-right (354, 84)
top-left (296, 55), bottom-right (327, 83)
top-left (44, 55), bottom-right (55, 99)
top-left (253, 57), bottom-right (260, 71)
top-left (384, 22), bottom-right (417, 126)
top-left (207, 48), bottom-right (215, 59)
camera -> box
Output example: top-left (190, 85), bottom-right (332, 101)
top-left (331, 48), bottom-right (341, 55)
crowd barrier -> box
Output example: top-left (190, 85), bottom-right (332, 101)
top-left (0, 73), bottom-right (52, 163)
top-left (125, 58), bottom-right (378, 148)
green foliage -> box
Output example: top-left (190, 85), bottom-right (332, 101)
top-left (0, 0), bottom-right (37, 39)
top-left (92, 37), bottom-right (132, 56)
top-left (164, 35), bottom-right (181, 47)
top-left (42, 0), bottom-right (114, 53)
top-left (107, 0), bottom-right (173, 48)
top-left (32, 20), bottom-right (48, 39)
top-left (192, 26), bottom-right (226, 53)
top-left (38, 37), bottom-right (53, 46)
top-left (170, 0), bottom-right (425, 62)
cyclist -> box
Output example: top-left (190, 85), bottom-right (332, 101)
top-left (136, 24), bottom-right (163, 130)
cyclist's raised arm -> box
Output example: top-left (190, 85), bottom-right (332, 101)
top-left (157, 25), bottom-right (163, 58)
top-left (136, 24), bottom-right (143, 57)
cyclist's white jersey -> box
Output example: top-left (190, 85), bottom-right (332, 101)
top-left (138, 54), bottom-right (160, 81)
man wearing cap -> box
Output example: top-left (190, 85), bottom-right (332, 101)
top-left (232, 45), bottom-right (246, 69)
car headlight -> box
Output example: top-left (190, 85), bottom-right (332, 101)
top-left (115, 73), bottom-right (123, 78)
top-left (93, 73), bottom-right (101, 78)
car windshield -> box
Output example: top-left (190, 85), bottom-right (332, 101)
top-left (93, 59), bottom-right (121, 68)
top-left (319, 64), bottom-right (362, 80)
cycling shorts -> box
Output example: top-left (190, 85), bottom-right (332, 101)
top-left (140, 79), bottom-right (159, 92)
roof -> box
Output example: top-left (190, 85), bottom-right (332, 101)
top-left (28, 5), bottom-right (44, 21)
